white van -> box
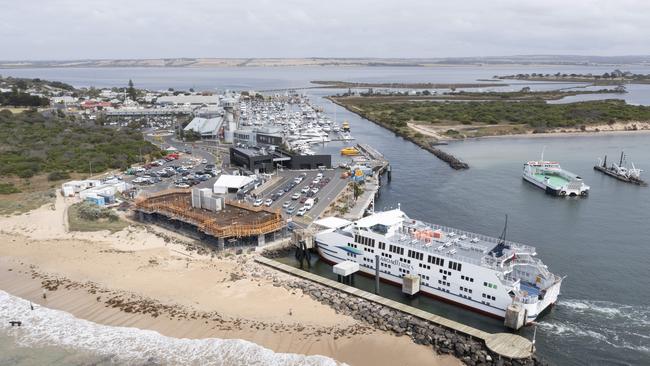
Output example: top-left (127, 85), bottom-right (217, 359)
top-left (303, 198), bottom-right (315, 210)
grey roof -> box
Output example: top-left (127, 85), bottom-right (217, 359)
top-left (156, 95), bottom-right (219, 105)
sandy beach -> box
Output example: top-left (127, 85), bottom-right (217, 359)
top-left (409, 121), bottom-right (650, 142)
top-left (0, 194), bottom-right (459, 366)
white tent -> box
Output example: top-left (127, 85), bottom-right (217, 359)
top-left (313, 217), bottom-right (353, 229)
top-left (213, 175), bottom-right (254, 194)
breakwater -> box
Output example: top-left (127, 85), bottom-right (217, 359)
top-left (257, 255), bottom-right (547, 366)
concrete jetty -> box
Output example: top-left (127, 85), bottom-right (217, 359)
top-left (256, 256), bottom-right (534, 361)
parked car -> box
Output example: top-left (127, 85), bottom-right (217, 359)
top-left (316, 172), bottom-right (323, 179)
top-left (301, 186), bottom-right (310, 194)
top-left (175, 182), bottom-right (190, 188)
top-left (311, 187), bottom-right (319, 194)
top-left (264, 199), bottom-right (273, 207)
top-left (282, 201), bottom-right (291, 208)
top-left (253, 199), bottom-right (263, 207)
top-left (296, 207), bottom-right (307, 216)
top-left (291, 192), bottom-right (301, 200)
top-left (285, 205), bottom-right (296, 215)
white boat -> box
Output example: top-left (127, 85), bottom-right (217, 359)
top-left (315, 208), bottom-right (563, 323)
top-left (523, 157), bottom-right (589, 197)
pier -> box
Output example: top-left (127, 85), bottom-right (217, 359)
top-left (256, 256), bottom-right (534, 360)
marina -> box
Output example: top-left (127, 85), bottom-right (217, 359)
top-left (2, 65), bottom-right (650, 366)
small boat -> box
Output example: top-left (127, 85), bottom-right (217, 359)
top-left (340, 147), bottom-right (360, 156)
top-left (594, 152), bottom-right (646, 186)
top-left (342, 121), bottom-right (351, 132)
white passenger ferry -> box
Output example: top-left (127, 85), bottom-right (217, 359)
top-left (314, 208), bottom-right (563, 323)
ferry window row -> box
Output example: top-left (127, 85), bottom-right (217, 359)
top-left (381, 252), bottom-right (392, 259)
top-left (398, 268), bottom-right (410, 275)
top-left (380, 262), bottom-right (391, 269)
top-left (420, 274), bottom-right (430, 280)
top-left (399, 257), bottom-right (411, 264)
top-left (427, 255), bottom-right (444, 267)
top-left (355, 234), bottom-right (376, 247)
top-left (389, 244), bottom-right (405, 255)
top-left (407, 249), bottom-right (424, 261)
top-left (461, 275), bottom-right (474, 283)
top-left (363, 247), bottom-right (375, 253)
top-left (483, 282), bottom-right (497, 289)
top-left (448, 261), bottom-right (462, 271)
top-left (378, 242), bottom-right (386, 250)
top-left (438, 280), bottom-right (450, 286)
top-left (438, 287), bottom-right (451, 293)
top-left (460, 294), bottom-right (472, 300)
top-left (439, 269), bottom-right (451, 276)
top-left (346, 252), bottom-right (357, 258)
top-left (418, 263), bottom-right (431, 270)
top-left (459, 286), bottom-right (473, 294)
top-left (482, 293), bottom-right (496, 301)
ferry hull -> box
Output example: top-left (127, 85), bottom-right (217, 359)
top-left (316, 244), bottom-right (557, 323)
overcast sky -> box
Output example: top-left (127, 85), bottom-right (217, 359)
top-left (1, 0), bottom-right (649, 60)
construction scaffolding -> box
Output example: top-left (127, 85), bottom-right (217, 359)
top-left (134, 189), bottom-right (285, 239)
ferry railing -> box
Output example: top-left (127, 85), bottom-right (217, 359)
top-left (404, 221), bottom-right (537, 254)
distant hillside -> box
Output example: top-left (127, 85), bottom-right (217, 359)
top-left (1, 55), bottom-right (649, 68)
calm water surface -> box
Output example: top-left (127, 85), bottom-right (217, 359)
top-left (1, 66), bottom-right (648, 365)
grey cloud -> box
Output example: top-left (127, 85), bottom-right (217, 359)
top-left (0, 0), bottom-right (648, 59)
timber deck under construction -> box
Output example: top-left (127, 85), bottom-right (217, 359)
top-left (134, 189), bottom-right (286, 239)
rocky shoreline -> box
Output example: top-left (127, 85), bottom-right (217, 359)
top-left (261, 248), bottom-right (547, 366)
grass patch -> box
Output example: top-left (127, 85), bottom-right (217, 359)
top-left (0, 182), bottom-right (21, 194)
top-left (67, 202), bottom-right (129, 233)
top-left (0, 189), bottom-right (56, 215)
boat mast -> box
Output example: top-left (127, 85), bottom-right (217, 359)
top-left (619, 151), bottom-right (625, 167)
top-left (603, 155), bottom-right (607, 168)
top-left (499, 214), bottom-right (508, 245)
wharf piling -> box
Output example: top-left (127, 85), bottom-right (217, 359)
top-left (256, 256), bottom-right (536, 361)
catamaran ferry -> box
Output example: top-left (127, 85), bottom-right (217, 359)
top-left (522, 159), bottom-right (589, 197)
top-left (315, 208), bottom-right (563, 323)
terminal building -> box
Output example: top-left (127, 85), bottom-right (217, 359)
top-left (229, 147), bottom-right (331, 172)
top-left (233, 127), bottom-right (284, 147)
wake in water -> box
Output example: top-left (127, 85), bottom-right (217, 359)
top-left (0, 291), bottom-right (343, 366)
top-left (539, 299), bottom-right (650, 354)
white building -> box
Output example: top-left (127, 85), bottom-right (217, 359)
top-left (184, 117), bottom-right (223, 139)
top-left (213, 175), bottom-right (254, 194)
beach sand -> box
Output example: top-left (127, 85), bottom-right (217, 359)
top-left (0, 195), bottom-right (459, 366)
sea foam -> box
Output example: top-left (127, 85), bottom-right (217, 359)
top-left (0, 291), bottom-right (344, 366)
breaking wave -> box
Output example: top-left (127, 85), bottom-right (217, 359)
top-left (0, 291), bottom-right (343, 366)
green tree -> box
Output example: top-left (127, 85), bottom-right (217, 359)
top-left (127, 79), bottom-right (137, 101)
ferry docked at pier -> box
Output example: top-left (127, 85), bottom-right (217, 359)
top-left (314, 208), bottom-right (563, 323)
top-left (522, 153), bottom-right (589, 196)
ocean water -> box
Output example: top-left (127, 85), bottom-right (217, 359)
top-left (0, 291), bottom-right (340, 366)
top-left (1, 65), bottom-right (649, 365)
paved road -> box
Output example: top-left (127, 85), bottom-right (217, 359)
top-left (253, 169), bottom-right (348, 227)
